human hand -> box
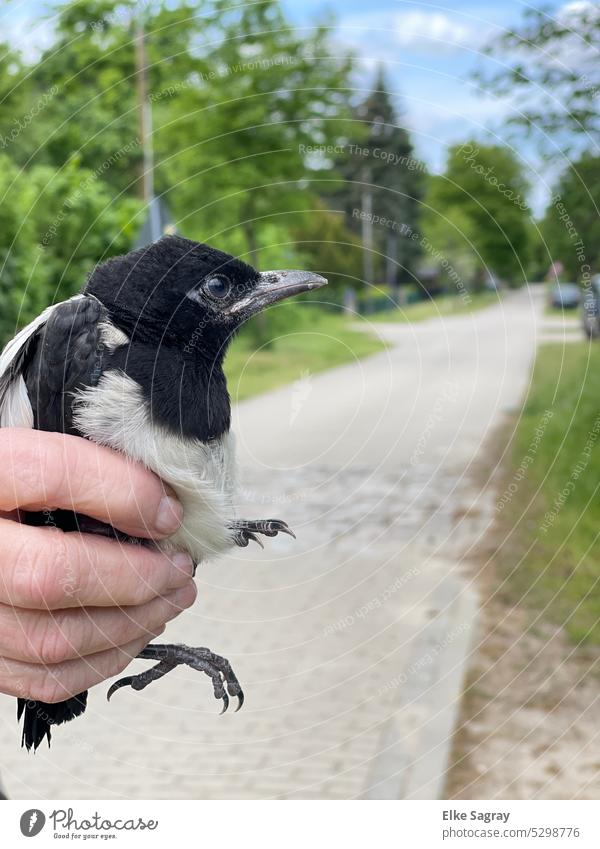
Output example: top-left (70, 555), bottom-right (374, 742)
top-left (0, 428), bottom-right (196, 703)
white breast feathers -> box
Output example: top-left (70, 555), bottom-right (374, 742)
top-left (73, 369), bottom-right (238, 563)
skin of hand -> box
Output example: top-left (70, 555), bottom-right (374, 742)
top-left (0, 428), bottom-right (197, 704)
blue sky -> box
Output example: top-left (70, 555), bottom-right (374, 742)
top-left (4, 0), bottom-right (570, 213)
top-left (282, 0), bottom-right (568, 213)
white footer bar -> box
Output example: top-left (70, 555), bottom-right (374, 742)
top-left (1, 800), bottom-right (598, 847)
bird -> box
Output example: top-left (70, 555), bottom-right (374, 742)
top-left (0, 234), bottom-right (327, 751)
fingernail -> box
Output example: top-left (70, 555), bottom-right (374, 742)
top-left (167, 552), bottom-right (195, 587)
top-left (155, 495), bottom-right (184, 534)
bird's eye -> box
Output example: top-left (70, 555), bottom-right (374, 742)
top-left (203, 275), bottom-right (230, 299)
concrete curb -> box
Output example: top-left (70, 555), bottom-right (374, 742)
top-left (362, 569), bottom-right (478, 799)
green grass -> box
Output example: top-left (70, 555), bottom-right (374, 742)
top-left (493, 342), bottom-right (600, 643)
top-left (544, 304), bottom-right (580, 319)
top-left (225, 310), bottom-right (386, 401)
top-left (371, 291), bottom-right (499, 323)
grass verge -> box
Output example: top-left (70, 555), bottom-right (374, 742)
top-left (225, 309), bottom-right (386, 402)
top-left (492, 341), bottom-right (600, 644)
top-left (371, 290), bottom-right (499, 323)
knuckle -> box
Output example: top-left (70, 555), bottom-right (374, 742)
top-left (32, 618), bottom-right (73, 665)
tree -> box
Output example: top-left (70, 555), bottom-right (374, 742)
top-left (540, 152), bottom-right (600, 281)
top-left (161, 0), bottom-right (355, 264)
top-left (479, 4), bottom-right (600, 147)
top-left (0, 153), bottom-right (140, 344)
top-left (422, 142), bottom-right (532, 287)
top-left (25, 1), bottom-right (355, 259)
top-left (0, 41), bottom-right (36, 154)
top-left (332, 67), bottom-right (424, 292)
top-left (0, 0), bottom-right (357, 346)
top-left (18, 0), bottom-right (213, 194)
top-left (291, 205), bottom-right (363, 295)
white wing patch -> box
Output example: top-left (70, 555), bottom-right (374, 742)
top-left (0, 376), bottom-right (34, 428)
top-left (98, 321), bottom-right (129, 350)
top-left (0, 295), bottom-right (86, 429)
top-left (73, 369), bottom-right (237, 562)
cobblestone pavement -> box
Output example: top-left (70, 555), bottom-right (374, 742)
top-left (0, 289), bottom-right (542, 799)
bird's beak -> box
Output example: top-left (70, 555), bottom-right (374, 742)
top-left (228, 270), bottom-right (328, 316)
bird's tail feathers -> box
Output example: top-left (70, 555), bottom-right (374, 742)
top-left (17, 692), bottom-right (88, 752)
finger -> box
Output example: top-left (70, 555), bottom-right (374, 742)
top-left (0, 429), bottom-right (183, 538)
top-left (0, 520), bottom-right (194, 609)
top-left (0, 635), bottom-right (154, 703)
top-left (0, 582), bottom-right (197, 664)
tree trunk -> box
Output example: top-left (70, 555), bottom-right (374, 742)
top-left (386, 231), bottom-right (399, 304)
top-left (361, 181), bottom-right (374, 288)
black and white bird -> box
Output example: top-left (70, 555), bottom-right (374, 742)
top-left (0, 235), bottom-right (326, 751)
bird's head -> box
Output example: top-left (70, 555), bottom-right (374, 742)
top-left (85, 235), bottom-right (327, 361)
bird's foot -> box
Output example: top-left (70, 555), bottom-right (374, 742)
top-left (106, 643), bottom-right (244, 714)
top-left (230, 519), bottom-right (295, 548)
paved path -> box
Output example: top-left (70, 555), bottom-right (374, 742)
top-left (0, 287), bottom-right (543, 799)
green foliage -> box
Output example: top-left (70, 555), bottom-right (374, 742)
top-left (0, 0), bottom-right (359, 348)
top-left (291, 206), bottom-right (364, 292)
top-left (540, 152), bottom-right (600, 281)
top-left (160, 0), bottom-right (355, 262)
top-left (21, 0), bottom-right (210, 191)
top-left (0, 155), bottom-right (44, 340)
top-left (480, 4), bottom-right (600, 147)
top-left (332, 67), bottom-right (424, 286)
top-left (423, 142), bottom-right (532, 286)
top-left (0, 154), bottom-right (140, 343)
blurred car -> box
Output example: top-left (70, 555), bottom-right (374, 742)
top-left (582, 275), bottom-right (600, 338)
top-left (550, 283), bottom-right (581, 309)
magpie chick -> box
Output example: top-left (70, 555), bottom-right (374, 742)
top-left (0, 235), bottom-right (327, 751)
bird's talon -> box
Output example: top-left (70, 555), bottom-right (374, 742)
top-left (232, 519), bottom-right (295, 546)
top-left (106, 676), bottom-right (133, 702)
top-left (236, 692), bottom-right (245, 712)
top-left (220, 692), bottom-right (229, 714)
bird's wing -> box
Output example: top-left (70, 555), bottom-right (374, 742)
top-left (0, 294), bottom-right (87, 429)
top-left (0, 295), bottom-right (107, 434)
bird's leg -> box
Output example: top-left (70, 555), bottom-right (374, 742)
top-left (106, 644), bottom-right (244, 714)
top-left (230, 519), bottom-right (295, 548)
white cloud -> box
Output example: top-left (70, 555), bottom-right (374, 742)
top-left (338, 9), bottom-right (498, 58)
top-left (392, 10), bottom-right (473, 50)
top-left (558, 1), bottom-right (598, 20)
top-left (0, 10), bottom-right (55, 61)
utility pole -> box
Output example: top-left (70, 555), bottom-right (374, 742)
top-left (361, 166), bottom-right (373, 287)
top-left (134, 12), bottom-right (161, 242)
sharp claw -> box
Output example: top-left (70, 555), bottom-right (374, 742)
top-left (220, 692), bottom-right (229, 714)
top-left (248, 532), bottom-right (264, 549)
top-left (266, 520), bottom-right (295, 539)
top-left (106, 677), bottom-right (133, 702)
top-left (235, 691), bottom-right (245, 712)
